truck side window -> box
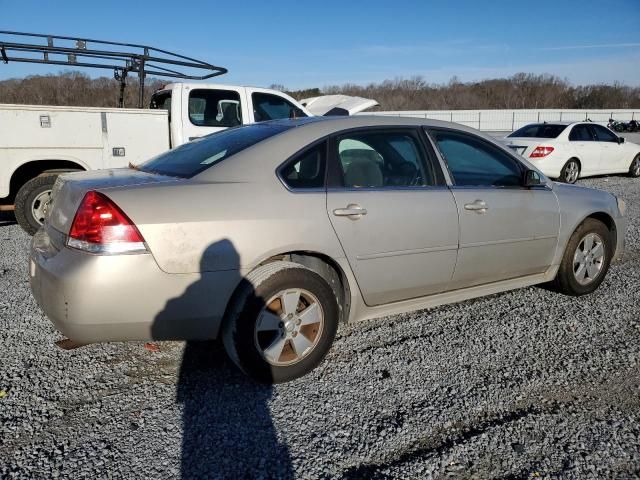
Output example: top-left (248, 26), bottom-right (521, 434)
top-left (188, 89), bottom-right (242, 127)
top-left (150, 91), bottom-right (172, 111)
top-left (252, 92), bottom-right (307, 122)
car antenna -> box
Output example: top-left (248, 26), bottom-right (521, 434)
top-left (0, 30), bottom-right (227, 108)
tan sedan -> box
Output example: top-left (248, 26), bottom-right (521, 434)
top-left (30, 116), bottom-right (627, 382)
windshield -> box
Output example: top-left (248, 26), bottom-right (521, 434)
top-left (508, 124), bottom-right (567, 139)
top-left (138, 123), bottom-right (292, 178)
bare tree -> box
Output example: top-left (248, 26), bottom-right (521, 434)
top-left (1, 71), bottom-right (638, 110)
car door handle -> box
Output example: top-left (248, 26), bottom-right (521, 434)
top-left (464, 200), bottom-right (488, 213)
top-left (333, 204), bottom-right (367, 218)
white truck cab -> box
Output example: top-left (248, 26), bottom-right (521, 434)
top-left (150, 83), bottom-right (311, 147)
top-left (0, 83), bottom-right (313, 234)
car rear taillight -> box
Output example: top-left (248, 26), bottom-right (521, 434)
top-left (529, 146), bottom-right (555, 158)
top-left (67, 191), bottom-right (147, 254)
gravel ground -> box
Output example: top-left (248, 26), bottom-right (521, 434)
top-left (1, 176), bottom-right (640, 479)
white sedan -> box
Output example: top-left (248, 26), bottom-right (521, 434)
top-left (504, 122), bottom-right (640, 183)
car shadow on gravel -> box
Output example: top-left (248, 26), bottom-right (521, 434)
top-left (152, 240), bottom-right (294, 479)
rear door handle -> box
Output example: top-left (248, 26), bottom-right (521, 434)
top-left (333, 204), bottom-right (367, 219)
top-left (464, 200), bottom-right (488, 213)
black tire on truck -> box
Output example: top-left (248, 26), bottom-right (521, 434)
top-left (14, 174), bottom-right (58, 236)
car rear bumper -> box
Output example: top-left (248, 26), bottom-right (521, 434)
top-left (529, 156), bottom-right (563, 179)
top-left (29, 227), bottom-right (241, 343)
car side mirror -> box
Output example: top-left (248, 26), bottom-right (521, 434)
top-left (618, 137), bottom-right (625, 144)
top-left (524, 169), bottom-right (543, 187)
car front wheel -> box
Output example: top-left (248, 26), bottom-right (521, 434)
top-left (222, 261), bottom-right (339, 383)
top-left (551, 218), bottom-right (612, 296)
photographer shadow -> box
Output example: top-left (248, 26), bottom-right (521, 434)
top-left (152, 239), bottom-right (293, 479)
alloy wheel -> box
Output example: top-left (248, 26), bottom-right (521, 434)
top-left (254, 288), bottom-right (324, 366)
top-left (572, 232), bottom-right (605, 285)
top-left (565, 161), bottom-right (579, 183)
top-left (632, 157), bottom-right (640, 177)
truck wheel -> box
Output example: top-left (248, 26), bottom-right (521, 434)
top-left (14, 174), bottom-right (58, 235)
top-left (222, 261), bottom-right (339, 384)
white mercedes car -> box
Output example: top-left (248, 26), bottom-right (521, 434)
top-left (504, 122), bottom-right (640, 183)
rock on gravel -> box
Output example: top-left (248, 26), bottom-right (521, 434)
top-left (1, 176), bottom-right (640, 479)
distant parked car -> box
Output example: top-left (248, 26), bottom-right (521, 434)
top-left (504, 122), bottom-right (640, 183)
top-left (30, 117), bottom-right (627, 383)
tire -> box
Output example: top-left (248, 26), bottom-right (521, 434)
top-left (14, 174), bottom-right (58, 236)
top-left (628, 154), bottom-right (640, 178)
top-left (559, 159), bottom-right (580, 184)
top-left (551, 218), bottom-right (612, 296)
top-left (222, 261), bottom-right (339, 384)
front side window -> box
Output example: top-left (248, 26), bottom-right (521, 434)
top-left (188, 89), bottom-right (242, 127)
top-left (139, 123), bottom-right (291, 178)
top-left (252, 92), bottom-right (307, 122)
top-left (569, 124), bottom-right (594, 141)
top-left (335, 131), bottom-right (433, 188)
top-left (509, 124), bottom-right (567, 138)
top-left (280, 143), bottom-right (326, 189)
top-left (591, 124), bottom-right (619, 143)
top-left (430, 130), bottom-right (523, 187)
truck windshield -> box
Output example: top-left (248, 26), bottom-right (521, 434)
top-left (138, 123), bottom-right (292, 178)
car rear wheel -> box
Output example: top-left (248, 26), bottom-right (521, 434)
top-left (222, 261), bottom-right (339, 383)
top-left (14, 174), bottom-right (58, 236)
top-left (559, 159), bottom-right (580, 184)
top-left (551, 218), bottom-right (611, 296)
top-left (629, 154), bottom-right (640, 178)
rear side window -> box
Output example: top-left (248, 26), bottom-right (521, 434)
top-left (431, 130), bottom-right (522, 187)
top-left (569, 124), bottom-right (594, 141)
top-left (189, 89), bottom-right (242, 127)
top-left (591, 124), bottom-right (619, 143)
top-left (280, 143), bottom-right (326, 190)
top-left (252, 93), bottom-right (307, 122)
top-left (150, 91), bottom-right (171, 111)
top-left (139, 123), bottom-right (291, 178)
top-left (334, 131), bottom-right (434, 188)
top-left (509, 124), bottom-right (567, 138)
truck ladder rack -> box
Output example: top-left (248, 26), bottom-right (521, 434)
top-left (0, 31), bottom-right (227, 108)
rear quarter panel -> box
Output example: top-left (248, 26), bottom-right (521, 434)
top-left (104, 180), bottom-right (346, 274)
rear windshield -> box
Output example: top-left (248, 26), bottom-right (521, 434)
top-left (508, 124), bottom-right (567, 138)
top-left (138, 123), bottom-right (291, 178)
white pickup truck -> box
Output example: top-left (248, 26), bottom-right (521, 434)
top-left (1, 83), bottom-right (317, 234)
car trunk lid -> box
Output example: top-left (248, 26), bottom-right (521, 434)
top-left (47, 168), bottom-right (179, 236)
top-left (502, 137), bottom-right (550, 158)
top-left (300, 95), bottom-right (379, 116)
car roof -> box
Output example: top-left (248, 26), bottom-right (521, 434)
top-left (520, 121), bottom-right (585, 127)
top-left (259, 114), bottom-right (489, 137)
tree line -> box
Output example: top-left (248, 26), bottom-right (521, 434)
top-left (0, 72), bottom-right (164, 108)
top-left (0, 71), bottom-right (638, 110)
top-left (287, 73), bottom-right (640, 110)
